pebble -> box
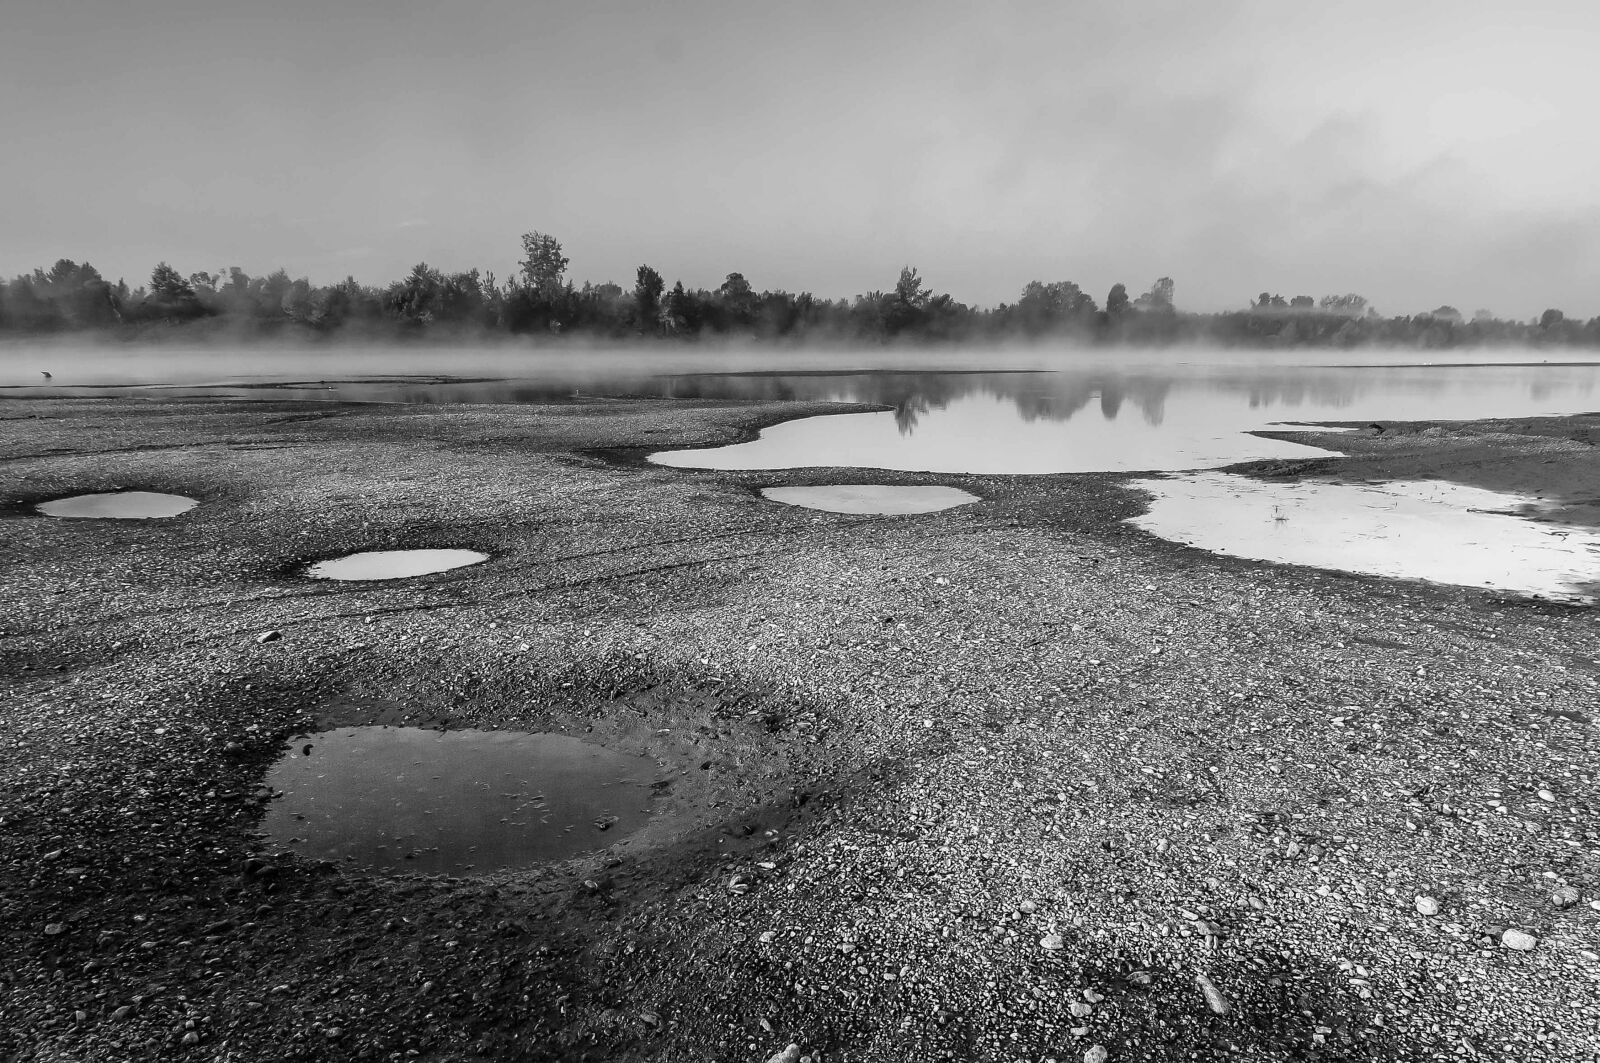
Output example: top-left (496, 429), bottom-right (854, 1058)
top-left (728, 874), bottom-right (752, 895)
top-left (1501, 930), bottom-right (1538, 951)
top-left (1069, 1002), bottom-right (1093, 1018)
top-left (764, 1045), bottom-right (801, 1063)
top-left (1083, 1046), bottom-right (1109, 1063)
top-left (1414, 896), bottom-right (1440, 916)
top-left (1040, 932), bottom-right (1065, 951)
top-left (1551, 886), bottom-right (1580, 909)
top-left (256, 631), bottom-right (281, 643)
top-left (1195, 972), bottom-right (1231, 1015)
top-left (43, 922), bottom-right (65, 936)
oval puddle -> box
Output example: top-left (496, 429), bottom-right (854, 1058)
top-left (36, 491), bottom-right (197, 519)
top-left (305, 549), bottom-right (487, 580)
top-left (1129, 473), bottom-right (1600, 602)
top-left (761, 484), bottom-right (978, 514)
top-left (262, 727), bottom-right (658, 873)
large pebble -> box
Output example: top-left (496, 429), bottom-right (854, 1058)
top-left (1414, 896), bottom-right (1440, 916)
top-left (1040, 932), bottom-right (1065, 951)
top-left (1195, 972), bottom-right (1231, 1015)
top-left (1501, 929), bottom-right (1538, 951)
top-left (764, 1045), bottom-right (801, 1063)
top-left (1084, 1047), bottom-right (1109, 1063)
top-left (1551, 886), bottom-right (1580, 909)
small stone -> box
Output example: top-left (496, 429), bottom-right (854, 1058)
top-left (728, 873), bottom-right (752, 895)
top-left (112, 1006), bottom-right (132, 1020)
top-left (1083, 1046), bottom-right (1109, 1063)
top-left (758, 931), bottom-right (776, 944)
top-left (1501, 929), bottom-right (1538, 951)
top-left (1040, 932), bottom-right (1065, 951)
top-left (181, 1032), bottom-right (199, 1046)
top-left (1069, 1002), bottom-right (1093, 1018)
top-left (765, 1045), bottom-right (801, 1063)
top-left (1551, 886), bottom-right (1580, 909)
top-left (1083, 988), bottom-right (1104, 1003)
top-left (1414, 896), bottom-right (1440, 916)
top-left (256, 631), bottom-right (281, 643)
top-left (1019, 899), bottom-right (1038, 913)
top-left (43, 922), bottom-right (65, 936)
top-left (1537, 789), bottom-right (1556, 802)
top-left (1196, 972), bottom-right (1231, 1015)
top-left (639, 1010), bottom-right (661, 1027)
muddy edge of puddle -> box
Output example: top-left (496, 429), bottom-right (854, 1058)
top-left (2, 394), bottom-right (1598, 1062)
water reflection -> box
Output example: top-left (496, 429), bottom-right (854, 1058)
top-left (651, 364), bottom-right (1600, 474)
top-left (1130, 473), bottom-right (1600, 602)
top-left (262, 727), bottom-right (657, 873)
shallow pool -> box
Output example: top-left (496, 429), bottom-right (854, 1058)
top-left (1129, 473), bottom-right (1600, 602)
top-left (305, 549), bottom-right (487, 580)
top-left (36, 491), bottom-right (197, 519)
top-left (760, 484), bottom-right (979, 514)
top-left (261, 727), bottom-right (658, 873)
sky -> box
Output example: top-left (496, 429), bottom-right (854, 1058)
top-left (3, 0), bottom-right (1598, 317)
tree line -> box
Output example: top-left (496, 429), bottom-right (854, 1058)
top-left (4, 231), bottom-right (1598, 348)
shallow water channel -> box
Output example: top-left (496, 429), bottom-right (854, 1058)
top-left (261, 727), bottom-right (658, 873)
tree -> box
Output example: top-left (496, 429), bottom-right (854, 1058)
top-left (1289, 295), bottom-right (1315, 310)
top-left (893, 266), bottom-right (928, 309)
top-left (1540, 308), bottom-right (1566, 330)
top-left (1319, 293), bottom-right (1369, 317)
top-left (634, 265), bottom-right (664, 327)
top-left (1105, 283), bottom-right (1130, 317)
top-left (518, 231), bottom-right (568, 294)
top-left (1141, 276), bottom-right (1175, 311)
top-left (149, 262), bottom-right (194, 300)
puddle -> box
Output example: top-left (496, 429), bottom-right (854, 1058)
top-left (761, 484), bottom-right (978, 514)
top-left (261, 727), bottom-right (658, 873)
top-left (35, 491), bottom-right (198, 518)
top-left (1129, 473), bottom-right (1600, 602)
top-left (305, 549), bottom-right (487, 580)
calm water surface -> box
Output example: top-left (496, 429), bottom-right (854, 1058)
top-left (305, 549), bottom-right (488, 580)
top-left (262, 727), bottom-right (657, 873)
top-left (761, 484), bottom-right (979, 514)
top-left (36, 491), bottom-right (197, 518)
top-left (1130, 474), bottom-right (1600, 602)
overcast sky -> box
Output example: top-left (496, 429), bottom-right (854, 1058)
top-left (4, 0), bottom-right (1597, 316)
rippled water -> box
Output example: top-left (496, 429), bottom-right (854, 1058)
top-left (1129, 473), bottom-right (1600, 602)
top-left (262, 727), bottom-right (658, 873)
top-left (305, 549), bottom-right (487, 580)
top-left (35, 491), bottom-right (197, 518)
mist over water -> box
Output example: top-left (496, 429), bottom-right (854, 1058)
top-left (7, 343), bottom-right (1598, 476)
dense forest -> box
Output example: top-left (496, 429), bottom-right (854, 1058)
top-left (4, 231), bottom-right (1598, 348)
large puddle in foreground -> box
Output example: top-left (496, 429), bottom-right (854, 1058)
top-left (761, 484), bottom-right (979, 514)
top-left (1130, 474), bottom-right (1600, 602)
top-left (305, 549), bottom-right (487, 580)
top-left (262, 727), bottom-right (658, 873)
top-left (36, 491), bottom-right (197, 518)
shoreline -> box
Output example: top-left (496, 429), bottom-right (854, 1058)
top-left (2, 393), bottom-right (1597, 1062)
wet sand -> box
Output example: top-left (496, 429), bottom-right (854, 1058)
top-left (2, 395), bottom-right (1598, 1062)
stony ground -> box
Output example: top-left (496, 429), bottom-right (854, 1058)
top-left (1, 395), bottom-right (1597, 1063)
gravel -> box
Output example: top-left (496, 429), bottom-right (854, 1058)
top-left (2, 394), bottom-right (1598, 1061)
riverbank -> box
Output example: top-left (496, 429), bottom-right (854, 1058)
top-left (2, 395), bottom-right (1597, 1062)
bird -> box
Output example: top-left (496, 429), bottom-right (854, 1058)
top-left (40, 371), bottom-right (52, 380)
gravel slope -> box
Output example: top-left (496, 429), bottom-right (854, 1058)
top-left (1, 396), bottom-right (1597, 1063)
